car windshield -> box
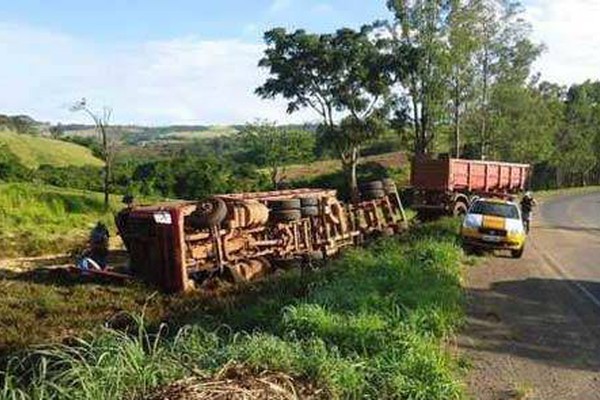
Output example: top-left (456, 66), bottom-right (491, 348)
top-left (470, 201), bottom-right (519, 219)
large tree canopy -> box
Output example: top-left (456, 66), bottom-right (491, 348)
top-left (257, 27), bottom-right (393, 199)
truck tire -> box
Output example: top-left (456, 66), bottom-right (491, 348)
top-left (268, 199), bottom-right (301, 211)
top-left (301, 206), bottom-right (319, 217)
top-left (359, 180), bottom-right (384, 191)
top-left (362, 189), bottom-right (386, 200)
top-left (453, 201), bottom-right (468, 217)
top-left (188, 197), bottom-right (228, 228)
top-left (300, 197), bottom-right (318, 207)
top-left (271, 209), bottom-right (302, 222)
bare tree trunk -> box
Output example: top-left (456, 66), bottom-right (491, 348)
top-left (480, 47), bottom-right (489, 160)
top-left (342, 147), bottom-right (360, 203)
top-left (100, 124), bottom-right (110, 210)
top-left (453, 78), bottom-right (461, 158)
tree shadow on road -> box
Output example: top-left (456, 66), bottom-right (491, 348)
top-left (462, 277), bottom-right (600, 373)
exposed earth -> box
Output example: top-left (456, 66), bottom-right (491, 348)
top-left (461, 191), bottom-right (600, 399)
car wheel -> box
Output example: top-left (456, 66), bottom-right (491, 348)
top-left (511, 247), bottom-right (524, 259)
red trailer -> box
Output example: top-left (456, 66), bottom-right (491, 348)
top-left (411, 157), bottom-right (530, 218)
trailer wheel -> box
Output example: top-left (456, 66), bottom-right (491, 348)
top-left (359, 180), bottom-right (384, 191)
top-left (271, 209), bottom-right (302, 222)
top-left (362, 189), bottom-right (386, 200)
top-left (268, 199), bottom-right (301, 211)
top-left (453, 201), bottom-right (468, 217)
top-left (188, 197), bottom-right (228, 228)
top-left (300, 197), bottom-right (318, 207)
top-left (301, 206), bottom-right (319, 217)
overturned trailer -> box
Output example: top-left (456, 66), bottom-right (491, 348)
top-left (116, 181), bottom-right (408, 293)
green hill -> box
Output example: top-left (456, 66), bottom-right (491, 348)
top-left (0, 129), bottom-right (103, 168)
top-left (0, 182), bottom-right (119, 257)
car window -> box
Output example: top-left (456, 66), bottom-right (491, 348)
top-left (470, 201), bottom-right (519, 219)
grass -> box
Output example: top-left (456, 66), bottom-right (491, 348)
top-left (0, 129), bottom-right (103, 168)
top-left (0, 218), bottom-right (466, 399)
top-left (0, 183), bottom-right (120, 257)
top-left (535, 185), bottom-right (600, 201)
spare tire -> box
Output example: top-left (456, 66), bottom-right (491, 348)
top-left (359, 180), bottom-right (384, 191)
top-left (188, 197), bottom-right (228, 228)
top-left (299, 197), bottom-right (318, 207)
top-left (362, 189), bottom-right (386, 200)
top-left (268, 199), bottom-right (301, 211)
top-left (301, 206), bottom-right (319, 217)
top-left (270, 209), bottom-right (302, 223)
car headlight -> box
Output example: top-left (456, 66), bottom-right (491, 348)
top-left (462, 214), bottom-right (481, 229)
top-left (508, 227), bottom-right (524, 236)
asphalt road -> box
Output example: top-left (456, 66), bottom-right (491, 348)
top-left (461, 191), bottom-right (600, 400)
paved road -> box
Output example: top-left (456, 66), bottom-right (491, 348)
top-left (461, 191), bottom-right (600, 400)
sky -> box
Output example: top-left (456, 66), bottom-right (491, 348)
top-left (0, 0), bottom-right (598, 126)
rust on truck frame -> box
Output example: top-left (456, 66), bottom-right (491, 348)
top-left (116, 183), bottom-right (407, 293)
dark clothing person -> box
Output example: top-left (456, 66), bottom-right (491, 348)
top-left (88, 222), bottom-right (110, 269)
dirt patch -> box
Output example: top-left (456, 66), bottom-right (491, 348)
top-left (145, 365), bottom-right (325, 400)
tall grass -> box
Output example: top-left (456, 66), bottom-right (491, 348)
top-left (1, 219), bottom-right (465, 399)
top-left (0, 183), bottom-right (119, 257)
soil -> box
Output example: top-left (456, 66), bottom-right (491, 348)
top-left (460, 192), bottom-right (600, 399)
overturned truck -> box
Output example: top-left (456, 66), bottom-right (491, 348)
top-left (116, 180), bottom-right (408, 293)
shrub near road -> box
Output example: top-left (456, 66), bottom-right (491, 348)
top-left (1, 219), bottom-right (465, 399)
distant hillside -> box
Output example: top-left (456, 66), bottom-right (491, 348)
top-left (0, 129), bottom-right (103, 169)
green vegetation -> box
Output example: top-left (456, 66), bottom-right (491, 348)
top-left (0, 129), bottom-right (103, 169)
top-left (0, 219), bottom-right (465, 399)
top-left (0, 183), bottom-right (118, 257)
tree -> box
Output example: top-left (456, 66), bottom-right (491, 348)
top-left (71, 98), bottom-right (116, 209)
top-left (239, 122), bottom-right (315, 189)
top-left (447, 0), bottom-right (483, 158)
top-left (383, 0), bottom-right (453, 156)
top-left (256, 27), bottom-right (392, 200)
top-left (472, 0), bottom-right (542, 159)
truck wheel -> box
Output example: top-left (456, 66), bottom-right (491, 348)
top-left (359, 180), bottom-right (384, 191)
top-left (453, 201), bottom-right (468, 217)
top-left (271, 209), bottom-right (302, 222)
top-left (188, 197), bottom-right (228, 228)
top-left (362, 189), bottom-right (386, 200)
top-left (511, 247), bottom-right (524, 259)
top-left (268, 199), bottom-right (301, 211)
top-left (301, 206), bottom-right (319, 217)
top-left (300, 197), bottom-right (318, 207)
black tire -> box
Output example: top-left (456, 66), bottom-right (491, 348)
top-left (188, 197), bottom-right (228, 228)
top-left (301, 206), bottom-right (319, 217)
top-left (299, 197), bottom-right (318, 207)
top-left (271, 209), bottom-right (302, 222)
top-left (453, 201), bottom-right (468, 217)
top-left (268, 199), bottom-right (301, 211)
top-left (511, 247), bottom-right (524, 259)
top-left (359, 180), bottom-right (384, 191)
top-left (362, 189), bottom-right (386, 200)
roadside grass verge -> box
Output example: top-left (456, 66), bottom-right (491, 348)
top-left (535, 185), bottom-right (600, 201)
top-left (0, 183), bottom-right (120, 257)
top-left (0, 218), bottom-right (465, 399)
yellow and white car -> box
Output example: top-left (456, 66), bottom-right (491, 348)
top-left (460, 198), bottom-right (527, 258)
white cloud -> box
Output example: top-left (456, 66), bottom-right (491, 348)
top-left (525, 0), bottom-right (600, 85)
top-left (0, 22), bottom-right (314, 125)
top-left (269, 0), bottom-right (293, 14)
